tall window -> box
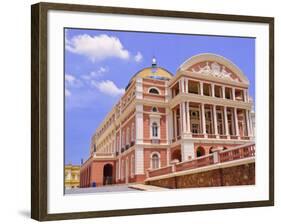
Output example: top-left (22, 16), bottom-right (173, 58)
top-left (126, 127), bottom-right (130, 145)
top-left (131, 123), bottom-right (135, 142)
top-left (149, 88), bottom-right (159, 94)
top-left (152, 122), bottom-right (158, 137)
top-left (151, 153), bottom-right (160, 169)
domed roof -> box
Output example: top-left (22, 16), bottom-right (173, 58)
top-left (126, 66), bottom-right (173, 90)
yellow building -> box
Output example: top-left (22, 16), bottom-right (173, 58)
top-left (65, 164), bottom-right (80, 189)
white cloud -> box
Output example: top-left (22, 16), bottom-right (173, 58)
top-left (66, 34), bottom-right (130, 62)
top-left (81, 67), bottom-right (109, 80)
top-left (91, 80), bottom-right (125, 96)
top-left (65, 74), bottom-right (82, 87)
top-left (65, 74), bottom-right (76, 84)
top-left (134, 51), bottom-right (143, 62)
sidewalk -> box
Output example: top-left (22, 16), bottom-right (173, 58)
top-left (129, 183), bottom-right (169, 191)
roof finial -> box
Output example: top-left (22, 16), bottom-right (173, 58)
top-left (152, 56), bottom-right (157, 67)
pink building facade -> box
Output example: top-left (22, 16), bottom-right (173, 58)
top-left (80, 53), bottom-right (255, 187)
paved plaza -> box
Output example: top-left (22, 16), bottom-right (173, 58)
top-left (65, 184), bottom-right (140, 194)
top-left (65, 183), bottom-right (168, 194)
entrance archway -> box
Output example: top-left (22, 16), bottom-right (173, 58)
top-left (103, 164), bottom-right (113, 185)
top-left (196, 146), bottom-right (205, 157)
top-left (171, 149), bottom-right (182, 162)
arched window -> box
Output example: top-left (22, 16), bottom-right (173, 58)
top-left (151, 153), bottom-right (160, 169)
top-left (152, 107), bottom-right (158, 112)
top-left (149, 87), bottom-right (160, 94)
top-left (196, 146), bottom-right (205, 157)
top-left (152, 122), bottom-right (158, 137)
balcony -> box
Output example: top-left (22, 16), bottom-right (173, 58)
top-left (207, 134), bottom-right (216, 138)
top-left (192, 133), bottom-right (205, 138)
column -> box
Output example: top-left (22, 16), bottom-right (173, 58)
top-left (234, 107), bottom-right (240, 138)
top-left (213, 105), bottom-right (218, 136)
top-left (135, 77), bottom-right (143, 99)
top-left (245, 109), bottom-right (251, 136)
top-left (168, 109), bottom-right (173, 143)
top-left (179, 104), bottom-right (183, 136)
top-left (186, 102), bottom-right (191, 133)
top-left (119, 128), bottom-right (122, 152)
top-left (211, 83), bottom-right (215, 97)
top-left (185, 78), bottom-right (189, 93)
top-left (181, 79), bottom-right (185, 93)
top-left (201, 103), bottom-right (206, 136)
top-left (179, 80), bottom-right (182, 93)
top-left (182, 102), bottom-right (187, 133)
top-left (244, 89), bottom-right (248, 102)
top-left (232, 88), bottom-right (236, 101)
top-left (135, 104), bottom-right (143, 144)
top-left (222, 86), bottom-right (226, 99)
top-left (224, 106), bottom-right (229, 137)
top-left (167, 147), bottom-right (170, 165)
top-left (248, 110), bottom-right (254, 137)
top-left (173, 109), bottom-right (177, 139)
top-left (200, 82), bottom-right (204, 96)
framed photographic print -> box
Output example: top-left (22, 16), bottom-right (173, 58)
top-left (31, 2), bottom-right (274, 221)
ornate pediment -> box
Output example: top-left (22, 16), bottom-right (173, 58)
top-left (187, 61), bottom-right (241, 82)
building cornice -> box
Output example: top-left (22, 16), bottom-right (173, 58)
top-left (169, 93), bottom-right (252, 110)
top-left (169, 72), bottom-right (249, 88)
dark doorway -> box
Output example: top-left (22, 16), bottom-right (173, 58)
top-left (103, 164), bottom-right (113, 185)
top-left (171, 149), bottom-right (182, 162)
top-left (196, 146), bottom-right (205, 157)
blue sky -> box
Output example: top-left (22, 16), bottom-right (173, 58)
top-left (64, 28), bottom-right (255, 165)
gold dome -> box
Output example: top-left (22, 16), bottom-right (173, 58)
top-left (126, 67), bottom-right (173, 89)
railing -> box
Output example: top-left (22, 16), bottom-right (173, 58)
top-left (146, 143), bottom-right (255, 178)
top-left (192, 133), bottom-right (205, 138)
top-left (175, 154), bottom-right (214, 172)
top-left (219, 143), bottom-right (255, 163)
top-left (148, 166), bottom-right (173, 178)
top-left (219, 135), bottom-right (228, 139)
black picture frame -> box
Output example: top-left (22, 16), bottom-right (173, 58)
top-left (31, 2), bottom-right (274, 221)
